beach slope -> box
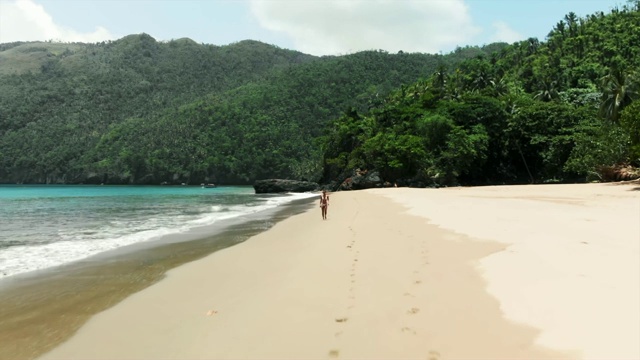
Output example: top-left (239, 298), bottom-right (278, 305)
top-left (40, 183), bottom-right (639, 360)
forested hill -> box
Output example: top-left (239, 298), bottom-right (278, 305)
top-left (0, 33), bottom-right (500, 184)
top-left (321, 3), bottom-right (640, 188)
top-left (2, 4), bottom-right (639, 187)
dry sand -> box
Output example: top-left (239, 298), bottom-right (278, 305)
top-left (39, 183), bottom-right (640, 360)
top-left (371, 182), bottom-right (640, 360)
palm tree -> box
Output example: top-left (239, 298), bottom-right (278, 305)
top-left (564, 12), bottom-right (579, 37)
top-left (471, 68), bottom-right (492, 92)
top-left (444, 70), bottom-right (463, 101)
top-left (489, 76), bottom-right (509, 97)
top-left (555, 20), bottom-right (566, 38)
top-left (525, 37), bottom-right (540, 56)
top-left (431, 64), bottom-right (448, 97)
top-left (534, 79), bottom-right (560, 102)
top-left (600, 68), bottom-right (638, 123)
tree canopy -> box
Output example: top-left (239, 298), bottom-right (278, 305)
top-left (320, 4), bottom-right (640, 187)
top-left (0, 35), bottom-right (496, 184)
top-left (1, 3), bottom-right (639, 186)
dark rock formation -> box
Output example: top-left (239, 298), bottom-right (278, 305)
top-left (338, 170), bottom-right (384, 190)
top-left (254, 179), bottom-right (319, 193)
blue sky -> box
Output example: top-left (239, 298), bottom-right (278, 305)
top-left (0, 0), bottom-right (626, 56)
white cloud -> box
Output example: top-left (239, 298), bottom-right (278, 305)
top-left (0, 0), bottom-right (114, 43)
top-left (249, 0), bottom-right (481, 56)
top-left (490, 21), bottom-right (523, 44)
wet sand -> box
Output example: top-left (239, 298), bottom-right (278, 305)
top-left (38, 184), bottom-right (640, 359)
top-left (0, 198), bottom-right (314, 360)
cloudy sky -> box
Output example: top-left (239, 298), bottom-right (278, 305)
top-left (0, 0), bottom-right (625, 56)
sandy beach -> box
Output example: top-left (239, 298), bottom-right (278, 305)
top-left (39, 182), bottom-right (640, 360)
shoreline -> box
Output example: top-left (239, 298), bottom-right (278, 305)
top-left (38, 184), bottom-right (639, 359)
top-left (0, 196), bottom-right (316, 360)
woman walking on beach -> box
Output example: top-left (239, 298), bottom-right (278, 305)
top-left (320, 190), bottom-right (329, 220)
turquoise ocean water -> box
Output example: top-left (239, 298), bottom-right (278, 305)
top-left (0, 185), bottom-right (316, 280)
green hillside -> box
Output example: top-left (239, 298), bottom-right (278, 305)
top-left (1, 3), bottom-right (638, 186)
top-left (0, 34), bottom-right (494, 184)
top-left (321, 3), bottom-right (640, 188)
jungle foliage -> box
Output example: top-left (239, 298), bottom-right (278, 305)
top-left (1, 3), bottom-right (639, 186)
top-left (321, 2), bottom-right (640, 186)
top-left (0, 35), bottom-right (494, 184)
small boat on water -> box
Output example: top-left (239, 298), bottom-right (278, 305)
top-left (202, 183), bottom-right (217, 188)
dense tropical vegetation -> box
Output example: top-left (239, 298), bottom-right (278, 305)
top-left (0, 2), bottom-right (638, 186)
top-left (322, 2), bottom-right (640, 187)
top-left (0, 35), bottom-right (496, 184)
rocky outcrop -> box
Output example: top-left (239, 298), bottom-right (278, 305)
top-left (253, 179), bottom-right (319, 193)
top-left (597, 164), bottom-right (640, 182)
top-left (338, 170), bottom-right (384, 190)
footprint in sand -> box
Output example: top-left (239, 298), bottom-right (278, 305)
top-left (414, 280), bottom-right (422, 285)
top-left (401, 326), bottom-right (417, 335)
top-left (329, 349), bottom-right (340, 357)
top-left (335, 317), bottom-right (348, 323)
top-left (206, 310), bottom-right (218, 316)
top-left (428, 350), bottom-right (441, 360)
top-left (407, 307), bottom-right (420, 315)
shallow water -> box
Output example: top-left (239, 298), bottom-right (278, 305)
top-left (0, 185), bottom-right (316, 279)
top-left (0, 193), bottom-right (316, 360)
